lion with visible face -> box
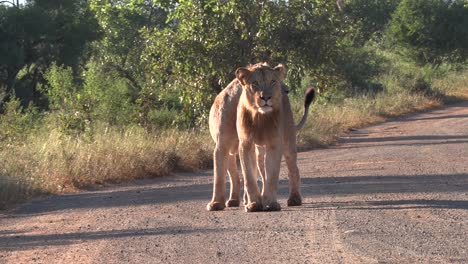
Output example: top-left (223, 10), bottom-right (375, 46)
top-left (207, 63), bottom-right (315, 212)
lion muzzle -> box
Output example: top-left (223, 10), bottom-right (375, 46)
top-left (258, 96), bottom-right (273, 114)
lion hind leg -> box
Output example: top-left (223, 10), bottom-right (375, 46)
top-left (207, 146), bottom-right (228, 211)
top-left (284, 145), bottom-right (302, 206)
top-left (226, 154), bottom-right (241, 207)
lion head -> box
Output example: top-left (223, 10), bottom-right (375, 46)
top-left (235, 63), bottom-right (286, 114)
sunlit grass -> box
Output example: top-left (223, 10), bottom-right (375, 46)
top-left (0, 127), bottom-right (212, 209)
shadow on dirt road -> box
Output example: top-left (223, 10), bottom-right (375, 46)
top-left (4, 172), bottom-right (466, 216)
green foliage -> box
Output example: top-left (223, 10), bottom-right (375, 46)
top-left (0, 0), bottom-right (101, 107)
top-left (43, 64), bottom-right (92, 136)
top-left (335, 46), bottom-right (386, 94)
top-left (41, 60), bottom-right (177, 134)
top-left (388, 0), bottom-right (468, 64)
top-left (0, 84), bottom-right (6, 105)
top-left (88, 0), bottom-right (168, 91)
top-left (83, 61), bottom-right (137, 126)
top-left (142, 0), bottom-right (348, 125)
top-left (147, 107), bottom-right (178, 129)
top-left (0, 96), bottom-right (39, 142)
top-left (88, 0), bottom-right (180, 128)
top-left (343, 0), bottom-right (400, 46)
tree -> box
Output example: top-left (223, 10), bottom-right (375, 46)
top-left (0, 0), bottom-right (19, 8)
top-left (388, 0), bottom-right (468, 64)
top-left (89, 0), bottom-right (170, 90)
top-left (0, 0), bottom-right (101, 107)
top-left (343, 0), bottom-right (400, 46)
top-left (142, 0), bottom-right (348, 125)
top-left (89, 0), bottom-right (174, 127)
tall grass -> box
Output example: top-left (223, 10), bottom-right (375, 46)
top-left (0, 126), bottom-right (212, 209)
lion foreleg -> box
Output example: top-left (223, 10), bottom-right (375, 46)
top-left (255, 145), bottom-right (266, 195)
top-left (239, 142), bottom-right (262, 212)
top-left (262, 144), bottom-right (283, 211)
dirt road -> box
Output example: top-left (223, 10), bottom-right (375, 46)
top-left (1, 102), bottom-right (468, 264)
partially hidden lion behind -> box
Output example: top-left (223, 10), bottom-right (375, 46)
top-left (207, 63), bottom-right (315, 212)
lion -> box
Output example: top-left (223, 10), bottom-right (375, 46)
top-left (207, 63), bottom-right (315, 212)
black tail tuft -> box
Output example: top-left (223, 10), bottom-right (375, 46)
top-left (296, 88), bottom-right (315, 130)
top-left (304, 87), bottom-right (315, 108)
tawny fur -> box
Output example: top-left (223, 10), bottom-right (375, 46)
top-left (207, 63), bottom-right (313, 212)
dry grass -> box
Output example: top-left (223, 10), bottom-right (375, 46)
top-left (433, 70), bottom-right (468, 100)
top-left (0, 127), bottom-right (212, 209)
top-left (298, 92), bottom-right (438, 149)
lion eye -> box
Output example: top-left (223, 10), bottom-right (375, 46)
top-left (270, 80), bottom-right (277, 85)
top-left (252, 81), bottom-right (259, 87)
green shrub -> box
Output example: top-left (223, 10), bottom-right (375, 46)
top-left (43, 62), bottom-right (142, 135)
top-left (335, 46), bottom-right (387, 94)
top-left (147, 108), bottom-right (178, 130)
top-left (43, 63), bottom-right (91, 136)
top-left (0, 97), bottom-right (40, 142)
top-left (388, 0), bottom-right (468, 64)
top-left (344, 0), bottom-right (401, 46)
top-left (83, 61), bottom-right (137, 126)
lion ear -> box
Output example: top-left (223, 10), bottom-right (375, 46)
top-left (235, 67), bottom-right (251, 86)
top-left (274, 64), bottom-right (287, 80)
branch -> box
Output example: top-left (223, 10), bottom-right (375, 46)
top-left (111, 64), bottom-right (143, 91)
top-left (0, 0), bottom-right (16, 7)
top-left (336, 0), bottom-right (344, 11)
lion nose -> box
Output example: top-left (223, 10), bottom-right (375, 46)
top-left (260, 96), bottom-right (272, 101)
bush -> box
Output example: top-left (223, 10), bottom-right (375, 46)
top-left (344, 0), bottom-right (401, 46)
top-left (0, 96), bottom-right (40, 142)
top-left (336, 46), bottom-right (387, 94)
top-left (83, 62), bottom-right (137, 126)
top-left (388, 0), bottom-right (468, 64)
top-left (43, 63), bottom-right (91, 136)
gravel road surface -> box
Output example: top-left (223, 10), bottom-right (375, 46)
top-left (1, 102), bottom-right (468, 264)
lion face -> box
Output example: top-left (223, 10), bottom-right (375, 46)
top-left (235, 64), bottom-right (286, 114)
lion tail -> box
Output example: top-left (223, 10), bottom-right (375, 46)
top-left (296, 87), bottom-right (315, 130)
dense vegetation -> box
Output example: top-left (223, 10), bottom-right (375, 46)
top-left (1, 0), bottom-right (467, 209)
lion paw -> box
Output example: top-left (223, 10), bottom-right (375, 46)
top-left (287, 194), bottom-right (302, 206)
top-left (206, 201), bottom-right (226, 211)
top-left (263, 201), bottom-right (281, 211)
top-left (226, 199), bottom-right (240, 207)
top-left (245, 202), bottom-right (263, 212)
